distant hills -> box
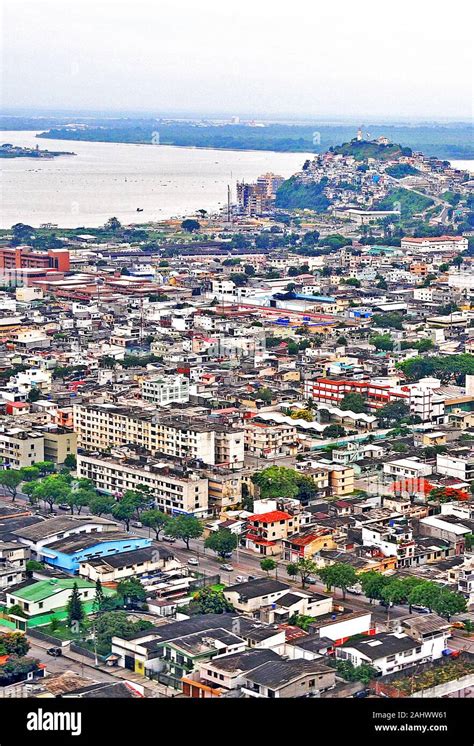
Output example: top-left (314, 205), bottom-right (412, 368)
top-left (0, 116), bottom-right (469, 159)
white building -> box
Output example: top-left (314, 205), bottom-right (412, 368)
top-left (336, 630), bottom-right (449, 676)
top-left (140, 374), bottom-right (190, 406)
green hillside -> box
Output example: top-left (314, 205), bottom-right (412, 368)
top-left (275, 176), bottom-right (331, 212)
top-left (330, 139), bottom-right (412, 161)
top-left (376, 188), bottom-right (434, 217)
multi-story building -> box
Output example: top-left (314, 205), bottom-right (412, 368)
top-left (336, 630), bottom-right (450, 676)
top-left (436, 450), bottom-right (474, 483)
top-left (245, 510), bottom-right (300, 556)
top-left (361, 520), bottom-right (415, 568)
top-left (77, 453), bottom-right (209, 517)
top-left (0, 247), bottom-right (70, 272)
top-left (244, 421), bottom-right (298, 459)
top-left (401, 235), bottom-right (468, 253)
top-left (73, 404), bottom-right (217, 465)
top-left (0, 427), bottom-right (44, 468)
top-left (140, 374), bottom-right (190, 406)
top-left (304, 378), bottom-right (408, 412)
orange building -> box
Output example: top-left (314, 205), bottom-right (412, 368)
top-left (0, 247), bottom-right (70, 272)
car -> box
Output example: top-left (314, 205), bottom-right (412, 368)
top-left (354, 689), bottom-right (370, 698)
top-left (451, 621), bottom-right (466, 630)
top-left (162, 535), bottom-right (176, 543)
top-left (188, 557), bottom-right (199, 566)
top-left (131, 521), bottom-right (143, 528)
top-left (220, 564), bottom-right (233, 572)
top-left (46, 647), bottom-right (62, 657)
top-left (221, 552), bottom-right (233, 559)
top-left (306, 576), bottom-right (317, 584)
top-left (58, 504), bottom-right (69, 511)
top-left (411, 604), bottom-right (430, 613)
top-left (347, 585), bottom-right (363, 595)
top-left (247, 574), bottom-right (257, 581)
top-left (235, 575), bottom-right (247, 583)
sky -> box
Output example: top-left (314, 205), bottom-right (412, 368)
top-left (1, 0), bottom-right (473, 121)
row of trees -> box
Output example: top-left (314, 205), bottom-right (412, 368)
top-left (281, 560), bottom-right (467, 621)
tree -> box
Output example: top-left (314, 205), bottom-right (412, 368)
top-left (18, 466), bottom-right (40, 483)
top-left (0, 632), bottom-right (30, 657)
top-left (260, 558), bottom-right (276, 575)
top-left (381, 579), bottom-right (406, 607)
top-left (286, 558), bottom-right (317, 588)
top-left (8, 604), bottom-right (27, 619)
top-left (181, 219), bottom-right (200, 233)
top-left (336, 336), bottom-right (348, 346)
top-left (323, 424), bottom-right (346, 438)
top-left (432, 590), bottom-right (467, 621)
top-left (252, 466), bottom-right (299, 500)
top-left (184, 587), bottom-right (234, 615)
top-left (66, 488), bottom-right (94, 515)
top-left (290, 408), bottom-right (313, 422)
top-left (94, 579), bottom-right (105, 613)
top-left (359, 571), bottom-right (389, 603)
top-left (0, 470), bottom-right (23, 501)
top-left (89, 494), bottom-right (115, 517)
top-left (63, 454), bottom-right (77, 470)
top-left (66, 583), bottom-right (85, 627)
top-left (111, 498), bottom-right (136, 531)
top-left (105, 217), bottom-right (121, 231)
top-left (205, 529), bottom-right (238, 558)
top-left (32, 474), bottom-right (71, 512)
top-left (339, 393), bottom-right (368, 413)
top-left (117, 578), bottom-right (146, 607)
top-left (317, 563), bottom-right (358, 598)
top-left (34, 461), bottom-right (56, 476)
top-left (25, 559), bottom-right (44, 576)
top-left (94, 612), bottom-right (153, 655)
top-left (168, 514), bottom-right (203, 549)
top-left (141, 509), bottom-right (170, 540)
top-left (377, 400), bottom-right (410, 427)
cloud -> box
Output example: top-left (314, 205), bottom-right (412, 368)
top-left (2, 0), bottom-right (472, 119)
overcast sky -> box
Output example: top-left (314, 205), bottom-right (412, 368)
top-left (2, 0), bottom-right (472, 120)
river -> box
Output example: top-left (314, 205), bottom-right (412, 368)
top-left (0, 130), bottom-right (311, 229)
top-left (1, 130), bottom-right (472, 229)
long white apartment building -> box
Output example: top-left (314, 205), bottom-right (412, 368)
top-left (73, 403), bottom-right (244, 467)
top-left (140, 374), bottom-right (190, 406)
top-left (76, 453), bottom-right (209, 517)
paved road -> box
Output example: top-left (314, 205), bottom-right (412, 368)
top-left (27, 641), bottom-right (118, 683)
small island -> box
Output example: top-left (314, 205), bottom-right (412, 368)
top-left (0, 142), bottom-right (76, 159)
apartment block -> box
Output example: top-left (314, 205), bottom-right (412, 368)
top-left (0, 427), bottom-right (44, 468)
top-left (77, 453), bottom-right (209, 517)
top-left (140, 374), bottom-right (190, 406)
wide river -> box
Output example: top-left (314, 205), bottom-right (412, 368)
top-left (1, 130), bottom-right (472, 229)
top-left (0, 130), bottom-right (311, 228)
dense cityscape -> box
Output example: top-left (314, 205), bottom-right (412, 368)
top-left (0, 128), bottom-right (472, 707)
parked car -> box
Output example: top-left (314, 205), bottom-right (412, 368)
top-left (235, 575), bottom-right (247, 583)
top-left (411, 605), bottom-right (430, 614)
top-left (347, 585), bottom-right (363, 595)
top-left (247, 574), bottom-right (257, 581)
top-left (354, 689), bottom-right (369, 698)
top-left (162, 535), bottom-right (176, 543)
top-left (220, 564), bottom-right (233, 572)
top-left (58, 504), bottom-right (69, 511)
top-left (451, 621), bottom-right (465, 629)
top-left (306, 576), bottom-right (317, 584)
top-left (188, 557), bottom-right (199, 566)
top-left (131, 521), bottom-right (143, 528)
top-left (46, 647), bottom-right (62, 657)
top-left (221, 552), bottom-right (233, 559)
